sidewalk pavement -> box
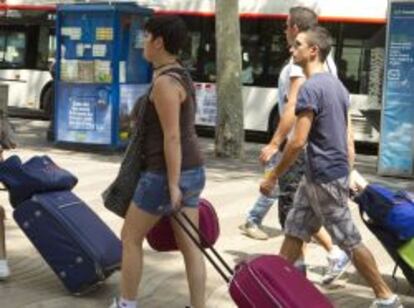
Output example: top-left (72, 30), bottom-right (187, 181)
top-left (0, 119), bottom-right (413, 308)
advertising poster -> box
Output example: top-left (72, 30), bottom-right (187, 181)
top-left (56, 84), bottom-right (112, 144)
top-left (119, 84), bottom-right (150, 141)
top-left (194, 83), bottom-right (218, 126)
top-left (378, 0), bottom-right (414, 177)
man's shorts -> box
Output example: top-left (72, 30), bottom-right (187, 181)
top-left (284, 175), bottom-right (362, 254)
top-left (132, 166), bottom-right (205, 216)
top-left (278, 150), bottom-right (306, 228)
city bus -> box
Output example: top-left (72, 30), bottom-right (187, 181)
top-left (3, 0), bottom-right (388, 144)
top-left (0, 2), bottom-right (55, 117)
top-left (143, 0), bottom-right (388, 144)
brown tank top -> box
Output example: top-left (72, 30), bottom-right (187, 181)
top-left (142, 68), bottom-right (203, 171)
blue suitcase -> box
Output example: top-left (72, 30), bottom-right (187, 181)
top-left (13, 191), bottom-right (122, 294)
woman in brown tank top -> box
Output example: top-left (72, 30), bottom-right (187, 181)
top-left (110, 16), bottom-right (206, 308)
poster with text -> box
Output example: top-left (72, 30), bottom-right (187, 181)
top-left (194, 83), bottom-right (218, 126)
top-left (56, 84), bottom-right (112, 145)
top-left (378, 1), bottom-right (414, 177)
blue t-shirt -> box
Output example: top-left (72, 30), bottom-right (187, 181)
top-left (295, 72), bottom-right (350, 183)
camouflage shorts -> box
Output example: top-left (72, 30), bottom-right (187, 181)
top-left (277, 151), bottom-right (305, 228)
top-left (284, 175), bottom-right (362, 254)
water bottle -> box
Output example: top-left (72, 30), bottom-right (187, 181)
top-left (263, 152), bottom-right (282, 198)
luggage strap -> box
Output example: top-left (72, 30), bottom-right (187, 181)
top-left (172, 211), bottom-right (234, 283)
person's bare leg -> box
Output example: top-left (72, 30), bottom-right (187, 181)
top-left (279, 235), bottom-right (304, 263)
top-left (312, 227), bottom-right (333, 252)
top-left (351, 244), bottom-right (393, 299)
top-left (171, 207), bottom-right (206, 308)
top-left (0, 205), bottom-right (10, 280)
top-left (120, 204), bottom-right (160, 300)
top-left (0, 206), bottom-right (6, 260)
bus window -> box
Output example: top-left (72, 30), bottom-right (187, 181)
top-left (338, 23), bottom-right (384, 94)
top-left (37, 25), bottom-right (50, 69)
top-left (240, 18), bottom-right (288, 87)
top-left (48, 32), bottom-right (56, 63)
top-left (180, 16), bottom-right (216, 83)
top-left (340, 39), bottom-right (363, 93)
top-left (0, 31), bottom-right (26, 67)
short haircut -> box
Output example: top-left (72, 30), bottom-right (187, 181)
top-left (144, 15), bottom-right (188, 55)
top-left (289, 6), bottom-right (318, 31)
top-left (303, 26), bottom-right (332, 62)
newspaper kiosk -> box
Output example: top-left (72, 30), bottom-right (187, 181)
top-left (55, 3), bottom-right (152, 148)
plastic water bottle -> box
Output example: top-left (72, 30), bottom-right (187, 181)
top-left (263, 152), bottom-right (282, 198)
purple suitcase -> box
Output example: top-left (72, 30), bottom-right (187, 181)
top-left (147, 198), bottom-right (219, 251)
top-left (174, 212), bottom-right (333, 308)
top-left (13, 191), bottom-right (122, 294)
top-left (229, 255), bottom-right (333, 308)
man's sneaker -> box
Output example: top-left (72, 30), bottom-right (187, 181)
top-left (370, 295), bottom-right (403, 308)
top-left (109, 297), bottom-right (119, 308)
top-left (0, 259), bottom-right (10, 280)
top-left (239, 222), bottom-right (269, 240)
top-left (321, 250), bottom-right (351, 285)
top-left (109, 297), bottom-right (138, 308)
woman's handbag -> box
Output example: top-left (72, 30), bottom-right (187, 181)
top-left (146, 198), bottom-right (220, 251)
top-left (101, 95), bottom-right (149, 218)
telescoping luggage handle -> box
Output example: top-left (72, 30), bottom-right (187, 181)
top-left (172, 211), bottom-right (234, 283)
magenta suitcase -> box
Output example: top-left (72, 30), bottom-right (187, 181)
top-left (173, 212), bottom-right (333, 308)
top-left (229, 255), bottom-right (333, 308)
top-left (147, 198), bottom-right (219, 251)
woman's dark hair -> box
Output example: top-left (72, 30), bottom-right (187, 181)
top-left (144, 15), bottom-right (188, 55)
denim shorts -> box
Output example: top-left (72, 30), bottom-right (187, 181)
top-left (132, 166), bottom-right (205, 215)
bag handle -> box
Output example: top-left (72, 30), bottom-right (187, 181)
top-left (172, 211), bottom-right (234, 283)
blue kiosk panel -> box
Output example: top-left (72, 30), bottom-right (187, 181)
top-left (55, 3), bottom-right (152, 147)
top-left (378, 1), bottom-right (414, 177)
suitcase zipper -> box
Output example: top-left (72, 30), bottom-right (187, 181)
top-left (58, 201), bottom-right (80, 209)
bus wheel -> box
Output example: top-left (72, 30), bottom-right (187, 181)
top-left (41, 86), bottom-right (54, 119)
top-left (267, 107), bottom-right (280, 141)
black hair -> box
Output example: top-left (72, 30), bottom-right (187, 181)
top-left (289, 6), bottom-right (318, 31)
top-left (144, 15), bottom-right (188, 55)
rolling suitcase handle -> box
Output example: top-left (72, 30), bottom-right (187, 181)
top-left (172, 211), bottom-right (234, 283)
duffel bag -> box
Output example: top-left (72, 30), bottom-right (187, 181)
top-left (0, 155), bottom-right (78, 207)
top-left (147, 198), bottom-right (219, 251)
top-left (354, 184), bottom-right (414, 240)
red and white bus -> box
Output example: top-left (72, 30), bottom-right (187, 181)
top-left (0, 1), bottom-right (55, 116)
top-left (4, 0), bottom-right (388, 143)
top-left (144, 0), bottom-right (388, 143)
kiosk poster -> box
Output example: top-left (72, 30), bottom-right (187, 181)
top-left (119, 84), bottom-right (150, 141)
top-left (194, 83), bottom-right (218, 126)
top-left (378, 0), bottom-right (414, 177)
top-left (56, 84), bottom-right (112, 144)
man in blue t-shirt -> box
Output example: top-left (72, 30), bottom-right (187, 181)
top-left (260, 26), bottom-right (402, 308)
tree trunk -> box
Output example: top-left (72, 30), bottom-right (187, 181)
top-left (215, 0), bottom-right (244, 158)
